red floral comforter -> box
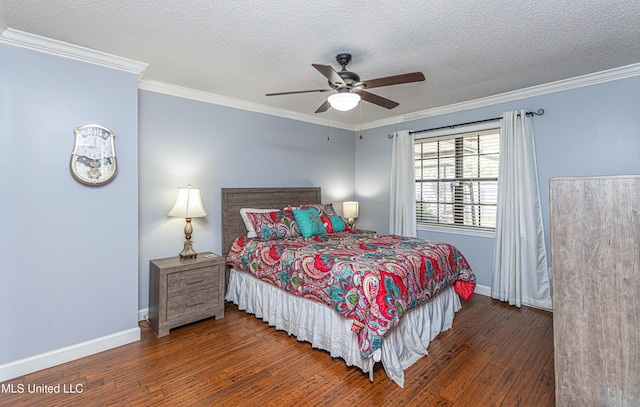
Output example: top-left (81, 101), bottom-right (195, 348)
top-left (226, 231), bottom-right (475, 358)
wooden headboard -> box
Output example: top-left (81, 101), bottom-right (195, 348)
top-left (220, 187), bottom-right (321, 258)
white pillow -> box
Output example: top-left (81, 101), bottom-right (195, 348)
top-left (240, 208), bottom-right (278, 238)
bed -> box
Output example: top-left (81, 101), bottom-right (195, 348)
top-left (221, 187), bottom-right (475, 387)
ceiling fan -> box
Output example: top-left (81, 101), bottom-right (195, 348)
top-left (265, 53), bottom-right (425, 113)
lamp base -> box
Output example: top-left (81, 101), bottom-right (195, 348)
top-left (179, 240), bottom-right (198, 258)
top-left (178, 217), bottom-right (198, 258)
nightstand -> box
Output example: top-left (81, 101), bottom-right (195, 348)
top-left (148, 252), bottom-right (225, 337)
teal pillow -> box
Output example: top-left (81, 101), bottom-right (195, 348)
top-left (292, 209), bottom-right (327, 238)
top-left (327, 215), bottom-right (347, 233)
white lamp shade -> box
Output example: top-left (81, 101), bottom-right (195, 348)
top-left (343, 201), bottom-right (359, 219)
top-left (328, 92), bottom-right (361, 111)
top-left (167, 186), bottom-right (208, 218)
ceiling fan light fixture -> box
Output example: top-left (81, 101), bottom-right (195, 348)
top-left (328, 92), bottom-right (361, 111)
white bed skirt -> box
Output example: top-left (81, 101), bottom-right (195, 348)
top-left (225, 268), bottom-right (461, 387)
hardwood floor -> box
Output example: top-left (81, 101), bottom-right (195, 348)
top-left (0, 294), bottom-right (554, 406)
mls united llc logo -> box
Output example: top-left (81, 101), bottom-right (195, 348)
top-left (1, 383), bottom-right (84, 394)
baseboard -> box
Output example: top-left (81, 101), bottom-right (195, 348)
top-left (474, 284), bottom-right (491, 297)
top-left (0, 327), bottom-right (140, 382)
top-left (138, 307), bottom-right (149, 322)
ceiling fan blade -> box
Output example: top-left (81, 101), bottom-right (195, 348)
top-left (266, 88), bottom-right (332, 96)
top-left (360, 72), bottom-right (425, 89)
top-left (356, 90), bottom-right (399, 109)
top-left (312, 64), bottom-right (346, 87)
top-left (314, 100), bottom-right (330, 113)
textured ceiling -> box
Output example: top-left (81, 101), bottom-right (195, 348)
top-left (2, 0), bottom-right (640, 126)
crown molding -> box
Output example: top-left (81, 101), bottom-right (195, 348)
top-left (362, 62), bottom-right (640, 130)
top-left (3, 26), bottom-right (637, 131)
top-left (0, 28), bottom-right (148, 79)
top-left (142, 62), bottom-right (640, 132)
top-left (138, 79), bottom-right (354, 131)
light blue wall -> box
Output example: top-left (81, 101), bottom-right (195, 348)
top-left (137, 91), bottom-right (356, 310)
top-left (356, 76), bottom-right (640, 288)
top-left (0, 44), bottom-right (140, 364)
top-left (2, 34), bottom-right (638, 374)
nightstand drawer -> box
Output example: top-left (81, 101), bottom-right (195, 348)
top-left (167, 267), bottom-right (216, 296)
top-left (166, 288), bottom-right (218, 320)
top-left (149, 251), bottom-right (225, 337)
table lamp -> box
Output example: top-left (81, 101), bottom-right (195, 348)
top-left (167, 185), bottom-right (208, 258)
top-left (343, 201), bottom-right (359, 229)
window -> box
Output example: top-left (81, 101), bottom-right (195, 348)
top-left (415, 128), bottom-right (499, 231)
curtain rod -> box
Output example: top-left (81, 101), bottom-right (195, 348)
top-left (387, 109), bottom-right (544, 139)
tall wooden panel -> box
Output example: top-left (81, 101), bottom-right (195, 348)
top-left (550, 175), bottom-right (640, 406)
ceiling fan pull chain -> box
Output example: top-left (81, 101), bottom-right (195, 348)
top-left (326, 109), bottom-right (330, 141)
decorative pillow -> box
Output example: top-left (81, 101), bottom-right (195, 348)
top-left (292, 209), bottom-right (327, 238)
top-left (240, 208), bottom-right (278, 238)
top-left (246, 210), bottom-right (300, 241)
top-left (287, 203), bottom-right (337, 217)
top-left (321, 215), bottom-right (350, 233)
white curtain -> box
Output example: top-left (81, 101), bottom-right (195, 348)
top-left (389, 130), bottom-right (417, 237)
top-left (491, 111), bottom-right (552, 310)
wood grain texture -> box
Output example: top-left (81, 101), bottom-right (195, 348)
top-left (0, 295), bottom-right (554, 406)
top-left (149, 252), bottom-right (226, 337)
top-left (551, 175), bottom-right (640, 406)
